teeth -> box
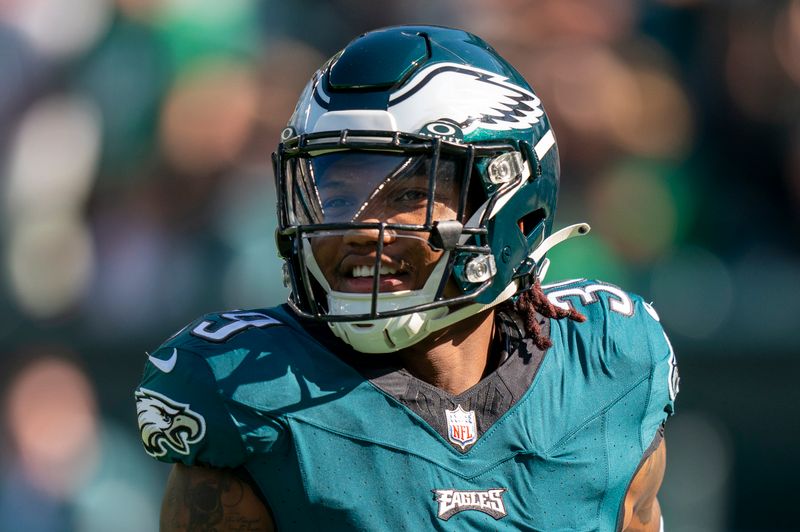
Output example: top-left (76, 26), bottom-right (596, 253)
top-left (352, 265), bottom-right (372, 278)
top-left (351, 265), bottom-right (398, 277)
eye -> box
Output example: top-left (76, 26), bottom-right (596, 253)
top-left (322, 196), bottom-right (355, 210)
top-left (395, 189), bottom-right (428, 202)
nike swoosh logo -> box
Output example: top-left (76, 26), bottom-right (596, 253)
top-left (148, 348), bottom-right (178, 373)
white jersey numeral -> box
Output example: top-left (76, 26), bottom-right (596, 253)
top-left (192, 311), bottom-right (281, 342)
top-left (546, 283), bottom-right (634, 316)
top-left (664, 331), bottom-right (680, 400)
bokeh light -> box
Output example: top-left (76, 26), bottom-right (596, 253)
top-left (115, 0), bottom-right (161, 23)
top-left (3, 93), bottom-right (100, 317)
top-left (661, 411), bottom-right (732, 532)
top-left (650, 246), bottom-right (733, 339)
top-left (1, 0), bottom-right (112, 59)
top-left (253, 39), bottom-right (326, 141)
top-left (729, 248), bottom-right (800, 350)
top-left (215, 171), bottom-right (288, 309)
top-left (159, 58), bottom-right (259, 175)
top-left (608, 63), bottom-right (693, 159)
top-left (464, 0), bottom-right (638, 46)
top-left (726, 4), bottom-right (796, 123)
top-left (72, 423), bottom-right (163, 532)
top-left (7, 217), bottom-right (94, 318)
top-left (548, 43), bottom-right (637, 139)
top-left (152, 0), bottom-right (259, 68)
top-left (774, 0), bottom-right (800, 88)
top-left (587, 162), bottom-right (679, 264)
top-left (4, 356), bottom-right (99, 498)
top-left (4, 93), bottom-right (101, 219)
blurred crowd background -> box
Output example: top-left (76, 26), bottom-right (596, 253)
top-left (1, 0), bottom-right (798, 530)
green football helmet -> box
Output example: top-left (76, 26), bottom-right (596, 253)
top-left (273, 25), bottom-right (588, 353)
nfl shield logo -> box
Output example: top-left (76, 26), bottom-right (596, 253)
top-left (445, 405), bottom-right (477, 450)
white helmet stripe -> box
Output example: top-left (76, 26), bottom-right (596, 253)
top-left (534, 129), bottom-right (555, 160)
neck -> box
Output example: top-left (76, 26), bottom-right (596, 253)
top-left (397, 309), bottom-right (496, 396)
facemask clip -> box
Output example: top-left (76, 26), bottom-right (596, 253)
top-left (428, 220), bottom-right (463, 251)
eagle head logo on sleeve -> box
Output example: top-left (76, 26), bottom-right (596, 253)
top-left (135, 388), bottom-right (206, 457)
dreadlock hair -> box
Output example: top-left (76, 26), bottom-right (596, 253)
top-left (511, 278), bottom-right (586, 350)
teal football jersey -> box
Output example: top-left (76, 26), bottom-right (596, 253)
top-left (135, 279), bottom-right (678, 531)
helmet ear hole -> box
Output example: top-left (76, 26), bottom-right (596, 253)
top-left (518, 208), bottom-right (546, 239)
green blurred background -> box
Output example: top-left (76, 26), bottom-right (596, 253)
top-left (1, 0), bottom-right (798, 530)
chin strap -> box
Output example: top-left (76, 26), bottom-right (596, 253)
top-left (530, 223), bottom-right (591, 283)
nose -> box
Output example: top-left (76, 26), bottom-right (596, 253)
top-left (342, 219), bottom-right (397, 247)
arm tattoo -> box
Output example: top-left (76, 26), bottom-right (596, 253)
top-left (163, 466), bottom-right (268, 532)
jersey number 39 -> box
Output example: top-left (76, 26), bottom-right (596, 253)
top-left (191, 311), bottom-right (281, 342)
top-left (546, 282), bottom-right (634, 316)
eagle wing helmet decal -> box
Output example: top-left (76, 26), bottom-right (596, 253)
top-left (388, 62), bottom-right (545, 135)
top-left (295, 61), bottom-right (545, 137)
top-left (135, 388), bottom-right (206, 457)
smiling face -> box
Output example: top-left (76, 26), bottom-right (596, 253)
top-left (303, 152), bottom-right (462, 294)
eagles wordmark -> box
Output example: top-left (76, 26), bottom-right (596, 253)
top-left (432, 488), bottom-right (508, 520)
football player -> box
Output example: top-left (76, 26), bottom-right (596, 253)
top-left (136, 25), bottom-right (678, 531)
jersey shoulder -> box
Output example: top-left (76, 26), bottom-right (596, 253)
top-left (542, 278), bottom-right (679, 418)
top-left (157, 306), bottom-right (297, 357)
top-left (542, 278), bottom-right (641, 319)
top-left (542, 278), bottom-right (665, 356)
top-left (135, 305), bottom-right (339, 467)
